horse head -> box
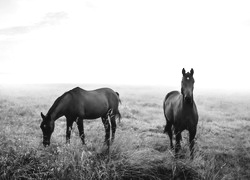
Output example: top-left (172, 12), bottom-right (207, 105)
top-left (181, 68), bottom-right (195, 104)
top-left (40, 112), bottom-right (55, 147)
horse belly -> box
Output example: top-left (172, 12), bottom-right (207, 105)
top-left (83, 109), bottom-right (107, 119)
top-left (81, 101), bottom-right (108, 119)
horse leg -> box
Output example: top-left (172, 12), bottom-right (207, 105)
top-left (76, 117), bottom-right (85, 145)
top-left (110, 115), bottom-right (116, 143)
top-left (66, 117), bottom-right (74, 144)
top-left (164, 121), bottom-right (173, 149)
top-left (102, 116), bottom-right (111, 146)
top-left (175, 130), bottom-right (182, 156)
top-left (189, 128), bottom-right (197, 159)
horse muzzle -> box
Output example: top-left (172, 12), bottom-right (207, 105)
top-left (43, 141), bottom-right (50, 147)
top-left (43, 136), bottom-right (51, 147)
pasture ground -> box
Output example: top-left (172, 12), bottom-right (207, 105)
top-left (0, 84), bottom-right (250, 180)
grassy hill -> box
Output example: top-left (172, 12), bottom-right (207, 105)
top-left (0, 84), bottom-right (249, 179)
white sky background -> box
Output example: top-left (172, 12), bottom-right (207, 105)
top-left (0, 0), bottom-right (250, 91)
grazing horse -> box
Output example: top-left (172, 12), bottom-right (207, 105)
top-left (40, 87), bottom-right (121, 147)
top-left (163, 68), bottom-right (198, 158)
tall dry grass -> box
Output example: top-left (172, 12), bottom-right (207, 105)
top-left (0, 84), bottom-right (250, 179)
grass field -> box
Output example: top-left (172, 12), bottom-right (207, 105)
top-left (0, 84), bottom-right (250, 180)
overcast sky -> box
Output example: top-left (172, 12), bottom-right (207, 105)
top-left (0, 0), bottom-right (250, 91)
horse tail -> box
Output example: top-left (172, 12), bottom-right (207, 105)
top-left (116, 110), bottom-right (122, 123)
top-left (115, 92), bottom-right (122, 104)
top-left (114, 92), bottom-right (121, 122)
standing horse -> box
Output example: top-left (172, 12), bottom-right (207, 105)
top-left (163, 68), bottom-right (198, 158)
top-left (40, 87), bottom-right (121, 147)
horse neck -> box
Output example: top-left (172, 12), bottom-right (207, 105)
top-left (47, 96), bottom-right (65, 121)
top-left (49, 108), bottom-right (63, 122)
top-left (181, 95), bottom-right (194, 109)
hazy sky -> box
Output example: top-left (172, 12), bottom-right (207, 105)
top-left (0, 0), bottom-right (250, 90)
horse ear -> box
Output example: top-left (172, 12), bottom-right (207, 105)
top-left (190, 68), bottom-right (194, 76)
top-left (182, 68), bottom-right (186, 76)
top-left (41, 112), bottom-right (45, 119)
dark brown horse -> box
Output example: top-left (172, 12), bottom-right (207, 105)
top-left (40, 87), bottom-right (121, 147)
top-left (163, 68), bottom-right (198, 158)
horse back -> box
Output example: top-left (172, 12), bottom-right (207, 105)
top-left (65, 87), bottom-right (119, 119)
